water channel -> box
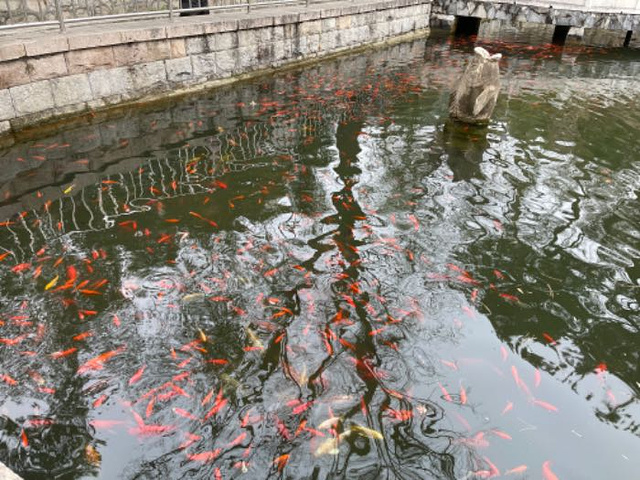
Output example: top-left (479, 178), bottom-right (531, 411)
top-left (0, 28), bottom-right (638, 480)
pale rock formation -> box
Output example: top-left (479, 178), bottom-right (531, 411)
top-left (449, 47), bottom-right (501, 124)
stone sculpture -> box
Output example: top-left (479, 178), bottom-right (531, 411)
top-left (449, 47), bottom-right (502, 124)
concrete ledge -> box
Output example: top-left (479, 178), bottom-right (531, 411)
top-left (0, 0), bottom-right (432, 140)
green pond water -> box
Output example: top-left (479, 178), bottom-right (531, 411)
top-left (0, 29), bottom-right (638, 480)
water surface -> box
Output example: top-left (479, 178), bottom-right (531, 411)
top-left (0, 30), bottom-right (639, 480)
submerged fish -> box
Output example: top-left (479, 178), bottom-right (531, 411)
top-left (182, 293), bottom-right (205, 303)
top-left (350, 423), bottom-right (384, 440)
top-left (314, 429), bottom-right (352, 456)
top-left (245, 327), bottom-right (264, 348)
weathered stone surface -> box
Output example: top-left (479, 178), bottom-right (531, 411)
top-left (207, 32), bottom-right (236, 52)
top-left (67, 31), bottom-right (123, 50)
top-left (88, 67), bottom-right (134, 98)
top-left (450, 47), bottom-right (501, 124)
top-left (170, 39), bottom-right (187, 58)
top-left (66, 47), bottom-right (116, 74)
top-left (320, 30), bottom-right (339, 51)
top-left (273, 25), bottom-right (285, 41)
top-left (273, 13), bottom-right (299, 26)
top-left (256, 27), bottom-right (273, 44)
top-left (0, 120), bottom-right (10, 135)
top-left (191, 52), bottom-right (218, 79)
top-left (273, 41), bottom-right (287, 62)
top-left (306, 34), bottom-right (321, 54)
top-left (50, 74), bottom-right (94, 107)
top-left (129, 61), bottom-right (167, 92)
top-left (322, 17), bottom-right (337, 32)
top-left (370, 21), bottom-right (390, 38)
top-left (237, 29), bottom-right (257, 49)
top-left (0, 60), bottom-right (30, 89)
top-left (113, 40), bottom-right (171, 66)
top-left (0, 43), bottom-right (26, 61)
top-left (321, 8), bottom-right (343, 19)
top-left (120, 27), bottom-right (166, 43)
top-left (27, 54), bottom-right (68, 82)
top-left (299, 9), bottom-right (322, 22)
top-left (237, 47), bottom-right (258, 71)
top-left (216, 49), bottom-right (237, 75)
top-left (0, 89), bottom-right (15, 121)
top-left (238, 16), bottom-right (273, 31)
top-left (203, 20), bottom-right (238, 34)
top-left (10, 80), bottom-right (55, 115)
top-left (24, 37), bottom-right (69, 57)
top-left (166, 23), bottom-right (205, 38)
top-left (185, 36), bottom-right (208, 55)
top-left (165, 57), bottom-right (193, 83)
top-left (337, 15), bottom-right (352, 30)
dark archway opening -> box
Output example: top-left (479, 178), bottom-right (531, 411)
top-left (552, 25), bottom-right (571, 45)
top-left (454, 16), bottom-right (481, 37)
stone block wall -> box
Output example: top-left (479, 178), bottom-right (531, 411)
top-left (0, 0), bottom-right (431, 139)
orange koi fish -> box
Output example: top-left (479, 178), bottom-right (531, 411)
top-left (128, 365), bottom-right (146, 385)
top-left (505, 465), bottom-right (527, 475)
top-left (542, 461), bottom-right (559, 480)
top-left (189, 211), bottom-right (218, 227)
top-left (11, 263), bottom-right (31, 273)
top-left (533, 399), bottom-right (558, 412)
top-left (51, 348), bottom-right (78, 359)
top-left (273, 454), bottom-right (290, 472)
top-left (77, 346), bottom-right (125, 374)
top-left (187, 450), bottom-right (221, 463)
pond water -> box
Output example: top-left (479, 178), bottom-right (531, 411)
top-left (0, 29), bottom-right (639, 480)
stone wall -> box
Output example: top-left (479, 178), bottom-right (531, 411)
top-left (432, 0), bottom-right (640, 31)
top-left (0, 0), bottom-right (431, 140)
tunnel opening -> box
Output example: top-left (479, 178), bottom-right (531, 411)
top-left (552, 25), bottom-right (571, 45)
top-left (454, 16), bottom-right (481, 37)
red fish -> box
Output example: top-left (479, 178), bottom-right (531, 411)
top-left (11, 263), bottom-right (31, 273)
top-left (500, 293), bottom-right (520, 302)
top-left (173, 408), bottom-right (198, 421)
top-left (187, 449), bottom-right (220, 463)
top-left (491, 429), bottom-right (512, 440)
top-left (129, 411), bottom-right (174, 436)
top-left (77, 347), bottom-right (125, 374)
top-left (51, 348), bottom-right (78, 359)
top-left (273, 454), bottom-right (290, 472)
top-left (89, 420), bottom-right (125, 430)
top-left (203, 398), bottom-right (228, 421)
top-left (128, 365), bottom-right (146, 385)
top-left (533, 399), bottom-right (558, 412)
top-left (438, 383), bottom-right (453, 402)
top-left (292, 401), bottom-right (313, 415)
top-left (189, 211), bottom-right (218, 228)
top-left (542, 461), bottom-right (559, 480)
top-left (505, 465), bottom-right (527, 475)
top-left (1, 374), bottom-right (17, 386)
top-left (227, 432), bottom-right (247, 447)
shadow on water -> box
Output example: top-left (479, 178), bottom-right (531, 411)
top-left (441, 120), bottom-right (488, 183)
top-left (0, 29), bottom-right (639, 480)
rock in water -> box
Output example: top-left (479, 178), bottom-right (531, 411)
top-left (449, 47), bottom-right (502, 124)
